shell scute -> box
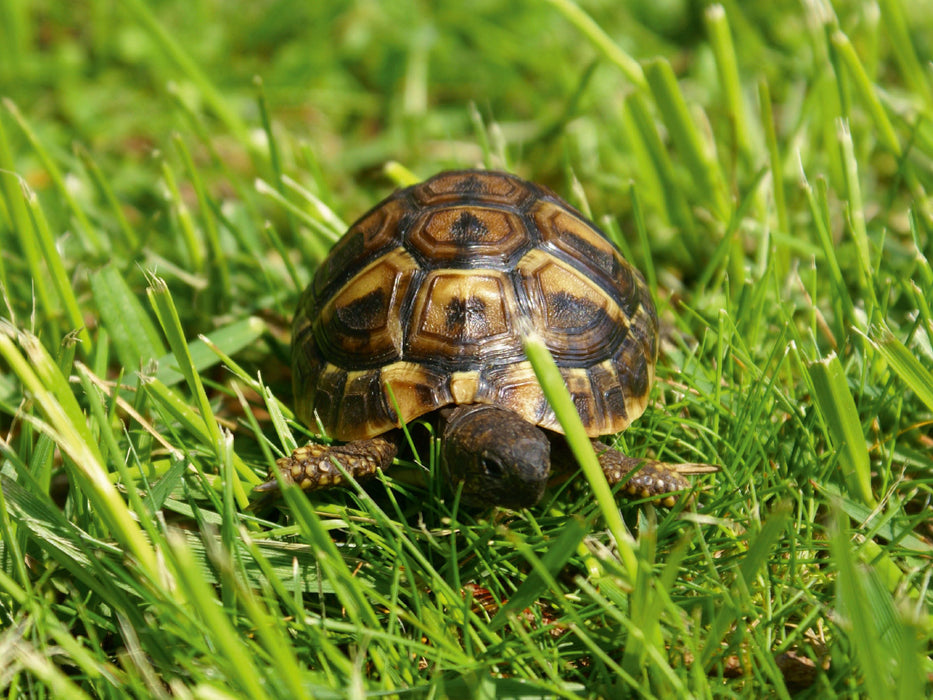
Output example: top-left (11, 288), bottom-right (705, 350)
top-left (312, 197), bottom-right (408, 302)
top-left (517, 250), bottom-right (627, 365)
top-left (317, 249), bottom-right (414, 367)
top-left (411, 170), bottom-right (534, 207)
top-left (406, 270), bottom-right (519, 361)
top-left (407, 207), bottom-right (532, 268)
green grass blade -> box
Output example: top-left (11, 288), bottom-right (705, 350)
top-left (23, 182), bottom-right (91, 348)
top-left (758, 79), bottom-right (789, 270)
top-left (153, 316), bottom-right (267, 387)
top-left (90, 265), bottom-right (166, 370)
top-left (282, 174), bottom-right (347, 238)
top-left (701, 503), bottom-right (792, 666)
top-left (384, 160), bottom-right (420, 188)
top-left (829, 506), bottom-right (925, 699)
top-left (836, 118), bottom-right (877, 311)
top-left (0, 465), bottom-right (33, 600)
top-left (214, 531), bottom-right (310, 698)
top-left (800, 169), bottom-right (852, 340)
top-left (254, 178), bottom-right (341, 261)
top-left (488, 515), bottom-right (586, 632)
top-left (0, 0), bottom-right (28, 82)
top-left (704, 5), bottom-right (752, 159)
top-left (629, 184), bottom-right (657, 294)
top-left (624, 91), bottom-right (696, 243)
top-left (877, 0), bottom-right (932, 108)
top-left (0, 326), bottom-right (159, 578)
top-left (830, 32), bottom-right (902, 157)
top-left (0, 114), bottom-right (15, 290)
top-left (160, 160), bottom-right (205, 271)
top-left (74, 143), bottom-right (140, 251)
top-left (468, 103), bottom-right (499, 171)
top-left (521, 330), bottom-right (637, 578)
top-left (2, 99), bottom-right (102, 254)
top-left (644, 57), bottom-right (731, 222)
top-left (0, 631), bottom-right (95, 700)
top-left (143, 377), bottom-right (259, 491)
top-left (172, 134), bottom-right (230, 305)
top-left (198, 332), bottom-right (293, 421)
top-left (807, 355), bottom-right (875, 507)
top-left (146, 277), bottom-right (258, 498)
top-left (542, 0), bottom-right (645, 90)
top-left (119, 0), bottom-right (250, 145)
top-left (279, 485), bottom-right (397, 679)
top-left (0, 119), bottom-right (54, 323)
top-left (147, 274), bottom-right (222, 449)
top-left (860, 322), bottom-right (933, 413)
top-left (2, 475), bottom-right (129, 601)
top-left (165, 531), bottom-right (272, 700)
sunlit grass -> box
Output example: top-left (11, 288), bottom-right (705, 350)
top-left (1, 1), bottom-right (931, 697)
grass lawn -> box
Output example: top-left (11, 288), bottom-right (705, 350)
top-left (1, 1), bottom-right (932, 697)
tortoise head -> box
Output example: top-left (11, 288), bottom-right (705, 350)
top-left (441, 404), bottom-right (550, 509)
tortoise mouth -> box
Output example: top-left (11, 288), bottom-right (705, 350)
top-left (459, 475), bottom-right (547, 510)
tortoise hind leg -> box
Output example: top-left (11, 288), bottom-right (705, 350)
top-left (256, 435), bottom-right (398, 494)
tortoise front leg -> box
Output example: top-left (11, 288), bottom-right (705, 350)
top-left (256, 435), bottom-right (398, 494)
top-left (591, 441), bottom-right (691, 507)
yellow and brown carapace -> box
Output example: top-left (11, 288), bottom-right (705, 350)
top-left (291, 170), bottom-right (658, 443)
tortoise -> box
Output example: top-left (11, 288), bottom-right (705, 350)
top-left (260, 170), bottom-right (700, 510)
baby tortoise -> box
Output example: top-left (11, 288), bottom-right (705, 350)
top-left (261, 170), bottom-right (709, 509)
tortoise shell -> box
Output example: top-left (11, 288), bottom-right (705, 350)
top-left (291, 170), bottom-right (658, 442)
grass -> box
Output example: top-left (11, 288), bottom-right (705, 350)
top-left (1, 0), bottom-right (932, 697)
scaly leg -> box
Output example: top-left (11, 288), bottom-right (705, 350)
top-left (592, 440), bottom-right (704, 507)
top-left (256, 436), bottom-right (398, 494)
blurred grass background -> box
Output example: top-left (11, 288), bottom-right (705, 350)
top-left (1, 0), bottom-right (932, 697)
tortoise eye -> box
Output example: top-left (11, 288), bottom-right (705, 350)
top-left (481, 457), bottom-right (503, 478)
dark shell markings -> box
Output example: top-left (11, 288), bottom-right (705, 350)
top-left (291, 170), bottom-right (659, 443)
